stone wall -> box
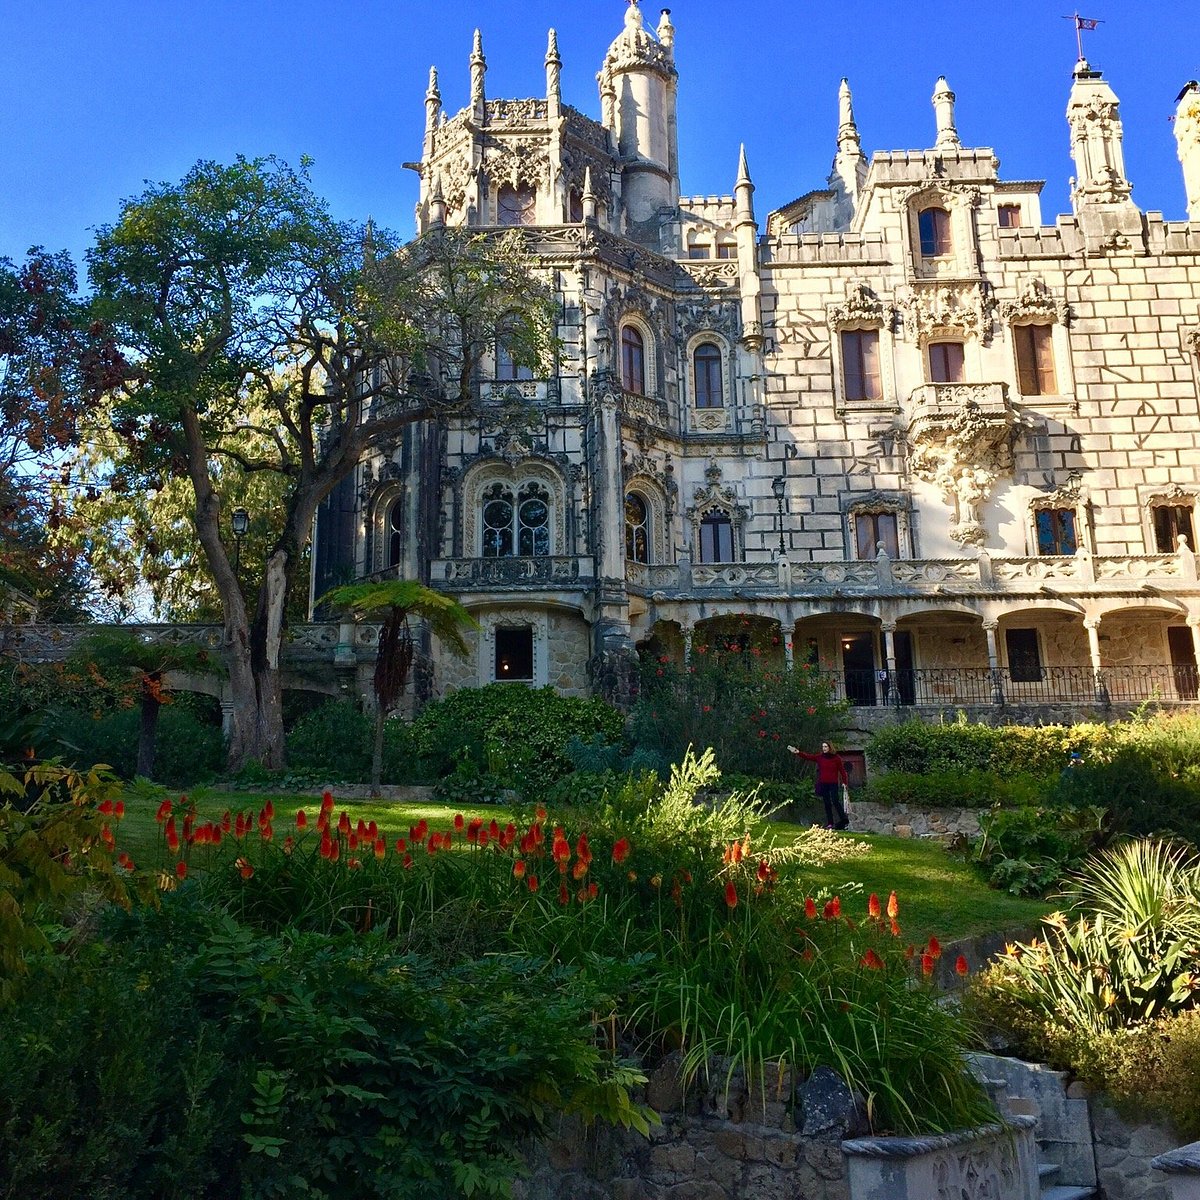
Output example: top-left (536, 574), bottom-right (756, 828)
top-left (516, 1056), bottom-right (851, 1200)
top-left (849, 799), bottom-right (982, 842)
top-left (1092, 1097), bottom-right (1179, 1200)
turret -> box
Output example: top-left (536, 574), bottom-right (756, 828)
top-left (828, 78), bottom-right (867, 223)
top-left (932, 77), bottom-right (961, 150)
top-left (1066, 59), bottom-right (1141, 249)
top-left (423, 66), bottom-right (440, 160)
top-left (1175, 80), bottom-right (1200, 221)
top-left (734, 146), bottom-right (763, 350)
top-left (596, 2), bottom-right (680, 225)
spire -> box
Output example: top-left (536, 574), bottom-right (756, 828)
top-left (429, 176), bottom-right (446, 227)
top-left (837, 78), bottom-right (861, 154)
top-left (1066, 60), bottom-right (1134, 209)
top-left (545, 28), bottom-right (562, 118)
top-left (735, 144), bottom-right (755, 224)
top-left (736, 143), bottom-right (752, 189)
top-left (470, 29), bottom-right (486, 122)
top-left (581, 166), bottom-right (598, 223)
top-left (423, 66), bottom-right (440, 158)
top-left (932, 77), bottom-right (961, 150)
top-left (656, 8), bottom-right (675, 58)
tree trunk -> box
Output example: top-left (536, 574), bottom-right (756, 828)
top-left (371, 707), bottom-right (385, 796)
top-left (136, 686), bottom-right (161, 779)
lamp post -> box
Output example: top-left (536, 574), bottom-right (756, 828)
top-left (771, 476), bottom-right (787, 556)
top-left (231, 506), bottom-right (249, 577)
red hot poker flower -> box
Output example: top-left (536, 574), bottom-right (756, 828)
top-left (861, 949), bottom-right (884, 970)
top-left (155, 799), bottom-right (172, 823)
top-left (868, 893), bottom-right (881, 920)
top-left (927, 936), bottom-right (942, 959)
top-left (296, 809), bottom-right (308, 829)
top-left (513, 860), bottom-right (527, 880)
top-left (724, 881), bottom-right (738, 909)
top-left (454, 813), bottom-right (465, 831)
top-left (921, 952), bottom-right (935, 977)
top-left (338, 812), bottom-right (351, 836)
top-left (321, 790), bottom-right (333, 809)
top-left (955, 954), bottom-right (970, 977)
top-left (558, 883), bottom-right (570, 906)
top-left (831, 896), bottom-right (842, 918)
top-left (175, 861), bottom-right (187, 880)
top-left (805, 897), bottom-right (817, 919)
top-left (527, 874), bottom-right (539, 893)
top-left (374, 838), bottom-right (386, 860)
top-left (611, 838), bottom-right (631, 865)
top-left (823, 898), bottom-right (837, 920)
top-left (886, 890), bottom-right (899, 920)
top-left (237, 858), bottom-right (253, 879)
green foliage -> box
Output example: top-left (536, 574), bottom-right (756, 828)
top-left (50, 706), bottom-right (224, 787)
top-left (285, 701), bottom-right (372, 781)
top-left (971, 804), bottom-right (1111, 896)
top-left (867, 718), bottom-right (1114, 777)
top-left (864, 769), bottom-right (1044, 810)
top-left (631, 631), bottom-right (846, 780)
top-left (411, 685), bottom-right (625, 796)
top-left (0, 761), bottom-right (147, 1000)
top-left (0, 902), bottom-right (645, 1200)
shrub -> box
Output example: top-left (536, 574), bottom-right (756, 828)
top-left (410, 685), bottom-right (624, 796)
top-left (864, 769), bottom-right (1043, 810)
top-left (971, 804), bottom-right (1111, 897)
top-left (286, 699), bottom-right (372, 780)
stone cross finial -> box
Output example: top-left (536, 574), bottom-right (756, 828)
top-left (932, 77), bottom-right (961, 149)
top-left (470, 29), bottom-right (486, 116)
top-left (657, 8), bottom-right (675, 53)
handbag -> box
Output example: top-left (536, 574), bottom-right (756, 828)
top-left (841, 784), bottom-right (853, 816)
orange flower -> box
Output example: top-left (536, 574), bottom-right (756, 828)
top-left (927, 936), bottom-right (942, 959)
top-left (236, 857), bottom-right (253, 879)
top-left (347, 858), bottom-right (361, 870)
top-left (513, 860), bottom-right (527, 880)
top-left (868, 893), bottom-right (881, 920)
top-left (338, 812), bottom-right (351, 836)
top-left (886, 890), bottom-right (899, 920)
top-left (921, 952), bottom-right (935, 977)
top-left (296, 809), bottom-right (308, 829)
top-left (955, 954), bottom-right (970, 977)
top-left (572, 859), bottom-right (589, 880)
top-left (395, 837), bottom-right (407, 854)
top-left (831, 896), bottom-right (841, 918)
top-left (558, 883), bottom-right (570, 906)
top-left (890, 917), bottom-right (902, 938)
top-left (175, 861), bottom-right (187, 880)
top-left (724, 881), bottom-right (738, 909)
top-left (861, 949), bottom-right (884, 970)
top-left (374, 837), bottom-right (386, 860)
top-left (527, 874), bottom-right (539, 893)
top-left (804, 897), bottom-right (817, 919)
top-left (155, 799), bottom-right (172, 823)
top-left (454, 813), bottom-right (465, 831)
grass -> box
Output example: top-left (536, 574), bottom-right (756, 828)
top-left (113, 781), bottom-right (1050, 945)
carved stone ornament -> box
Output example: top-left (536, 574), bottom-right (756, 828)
top-left (676, 297), bottom-right (739, 340)
top-left (484, 135), bottom-right (550, 191)
top-left (1001, 278), bottom-right (1069, 326)
top-left (682, 261), bottom-right (739, 290)
top-left (827, 280), bottom-right (887, 329)
top-left (908, 386), bottom-right (1016, 546)
top-left (685, 461), bottom-right (748, 550)
top-left (847, 490), bottom-right (907, 516)
top-left (691, 407), bottom-right (732, 432)
top-left (898, 281), bottom-right (995, 345)
top-left (484, 98), bottom-right (548, 124)
top-left (1036, 471), bottom-right (1087, 508)
top-left (1183, 328), bottom-right (1200, 356)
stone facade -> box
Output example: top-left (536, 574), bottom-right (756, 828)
top-left (313, 4), bottom-right (1200, 717)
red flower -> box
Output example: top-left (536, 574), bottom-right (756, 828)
top-left (348, 833), bottom-right (359, 852)
top-left (478, 830), bottom-right (490, 849)
top-left (402, 853), bottom-right (413, 870)
top-left (155, 799), bottom-right (172, 823)
top-left (356, 818), bottom-right (368, 841)
top-left (263, 800), bottom-right (274, 821)
top-left (587, 882), bottom-right (598, 900)
top-left (572, 859), bottom-right (588, 880)
top-left (861, 949), bottom-right (884, 970)
top-left (338, 812), bottom-right (351, 836)
top-left (823, 899), bottom-right (837, 920)
top-left (804, 897), bottom-right (817, 919)
top-left (868, 893), bottom-right (881, 920)
top-left (575, 834), bottom-right (591, 864)
top-left (321, 790), bottom-right (333, 809)
top-left (558, 883), bottom-right (570, 906)
top-left (367, 820), bottom-right (378, 840)
top-left (955, 954), bottom-right (970, 977)
top-left (395, 837), bottom-right (407, 854)
top-left (513, 860), bottom-right (527, 879)
top-left (535, 806), bottom-right (547, 822)
top-left (374, 838), bottom-right (386, 860)
top-left (927, 936), bottom-right (942, 959)
top-left (283, 836), bottom-right (294, 854)
top-left (97, 798), bottom-right (114, 815)
top-left (320, 832), bottom-right (334, 859)
top-left (890, 917), bottom-right (902, 938)
top-left (611, 838), bottom-right (631, 865)
top-left (296, 809), bottom-right (308, 829)
top-left (221, 810), bottom-right (231, 832)
top-left (702, 705), bottom-right (712, 713)
top-left (806, 706), bottom-right (816, 715)
top-left (831, 896), bottom-right (842, 918)
top-left (175, 861), bottom-right (187, 880)
top-left (347, 858), bottom-right (361, 870)
top-left (454, 813), bottom-right (465, 831)
top-left (886, 891), bottom-right (899, 920)
top-left (237, 858), bottom-right (253, 879)
top-left (921, 952), bottom-right (935, 977)
top-left (527, 874), bottom-right (539, 893)
top-left (724, 881), bottom-right (738, 909)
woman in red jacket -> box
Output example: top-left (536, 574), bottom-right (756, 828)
top-left (790, 741), bottom-right (850, 830)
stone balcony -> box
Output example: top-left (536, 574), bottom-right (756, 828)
top-left (907, 381), bottom-right (1014, 446)
top-left (432, 555), bottom-right (595, 592)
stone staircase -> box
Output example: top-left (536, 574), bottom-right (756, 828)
top-left (970, 1054), bottom-right (1098, 1200)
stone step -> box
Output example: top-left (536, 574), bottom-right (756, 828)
top-left (1040, 1186), bottom-right (1097, 1200)
top-left (1038, 1161), bottom-right (1061, 1182)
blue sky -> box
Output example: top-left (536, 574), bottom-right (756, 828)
top-left (2, 1), bottom-right (1195, 270)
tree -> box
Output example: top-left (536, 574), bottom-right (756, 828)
top-left (319, 580), bottom-right (477, 791)
top-left (0, 249), bottom-right (116, 619)
top-left (68, 630), bottom-right (221, 779)
top-left (85, 157), bottom-right (555, 770)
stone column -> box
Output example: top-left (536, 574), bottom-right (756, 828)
top-left (220, 698), bottom-right (235, 739)
top-left (1083, 617), bottom-right (1109, 707)
top-left (983, 621), bottom-right (1005, 706)
top-left (881, 622), bottom-right (900, 707)
top-left (681, 624), bottom-right (693, 665)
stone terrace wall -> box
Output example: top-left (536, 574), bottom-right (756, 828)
top-left (516, 1056), bottom-right (851, 1200)
top-left (850, 800), bottom-right (982, 842)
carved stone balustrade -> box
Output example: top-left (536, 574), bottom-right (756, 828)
top-left (620, 389), bottom-right (670, 429)
top-left (435, 555), bottom-right (594, 591)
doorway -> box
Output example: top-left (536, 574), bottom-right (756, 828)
top-left (841, 633), bottom-right (876, 706)
top-left (1168, 627), bottom-right (1198, 700)
top-left (894, 630), bottom-right (916, 705)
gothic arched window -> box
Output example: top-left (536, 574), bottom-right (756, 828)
top-left (624, 492), bottom-right (650, 563)
top-left (496, 185), bottom-right (536, 226)
top-left (918, 207), bottom-right (952, 257)
top-left (621, 325), bottom-right (646, 395)
top-left (699, 513), bottom-right (734, 563)
top-left (387, 498), bottom-right (404, 568)
top-left (495, 314), bottom-right (533, 381)
top-left (481, 482), bottom-right (551, 557)
top-left (693, 343), bottom-right (724, 409)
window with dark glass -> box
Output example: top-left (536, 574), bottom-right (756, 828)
top-left (928, 341), bottom-right (965, 383)
top-left (568, 191), bottom-right (584, 223)
top-left (494, 627), bottom-right (534, 681)
top-left (624, 493), bottom-right (650, 563)
top-left (716, 241), bottom-right (736, 259)
top-left (1005, 628), bottom-right (1044, 683)
top-left (1014, 324), bottom-right (1057, 395)
top-left (840, 329), bottom-right (882, 401)
top-left (686, 242), bottom-right (710, 259)
top-left (496, 185), bottom-right (535, 226)
top-left (495, 316), bottom-right (533, 381)
top-left (621, 325), bottom-right (646, 394)
top-left (918, 206), bottom-right (952, 256)
top-left (854, 511), bottom-right (899, 560)
top-left (1153, 504), bottom-right (1196, 553)
top-left (387, 498), bottom-right (404, 567)
top-left (693, 343), bottom-right (724, 408)
top-left (998, 204), bottom-right (1022, 228)
top-left (481, 483), bottom-right (551, 557)
top-left (1036, 508), bottom-right (1077, 555)
top-left (698, 513), bottom-right (734, 563)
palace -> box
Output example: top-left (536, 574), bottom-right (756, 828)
top-left (312, 3), bottom-right (1200, 721)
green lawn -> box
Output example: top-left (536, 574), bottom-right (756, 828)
top-left (115, 785), bottom-right (1050, 945)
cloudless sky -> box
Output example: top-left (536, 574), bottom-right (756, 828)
top-left (2, 1), bottom-right (1196, 273)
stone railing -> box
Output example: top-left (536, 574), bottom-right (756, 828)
top-left (908, 381), bottom-right (1013, 444)
top-left (620, 388), bottom-right (670, 428)
top-left (1151, 1141), bottom-right (1200, 1199)
top-left (626, 548), bottom-right (1197, 598)
top-left (435, 555), bottom-right (593, 591)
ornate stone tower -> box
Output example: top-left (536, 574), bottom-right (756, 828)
top-left (1176, 80), bottom-right (1200, 222)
